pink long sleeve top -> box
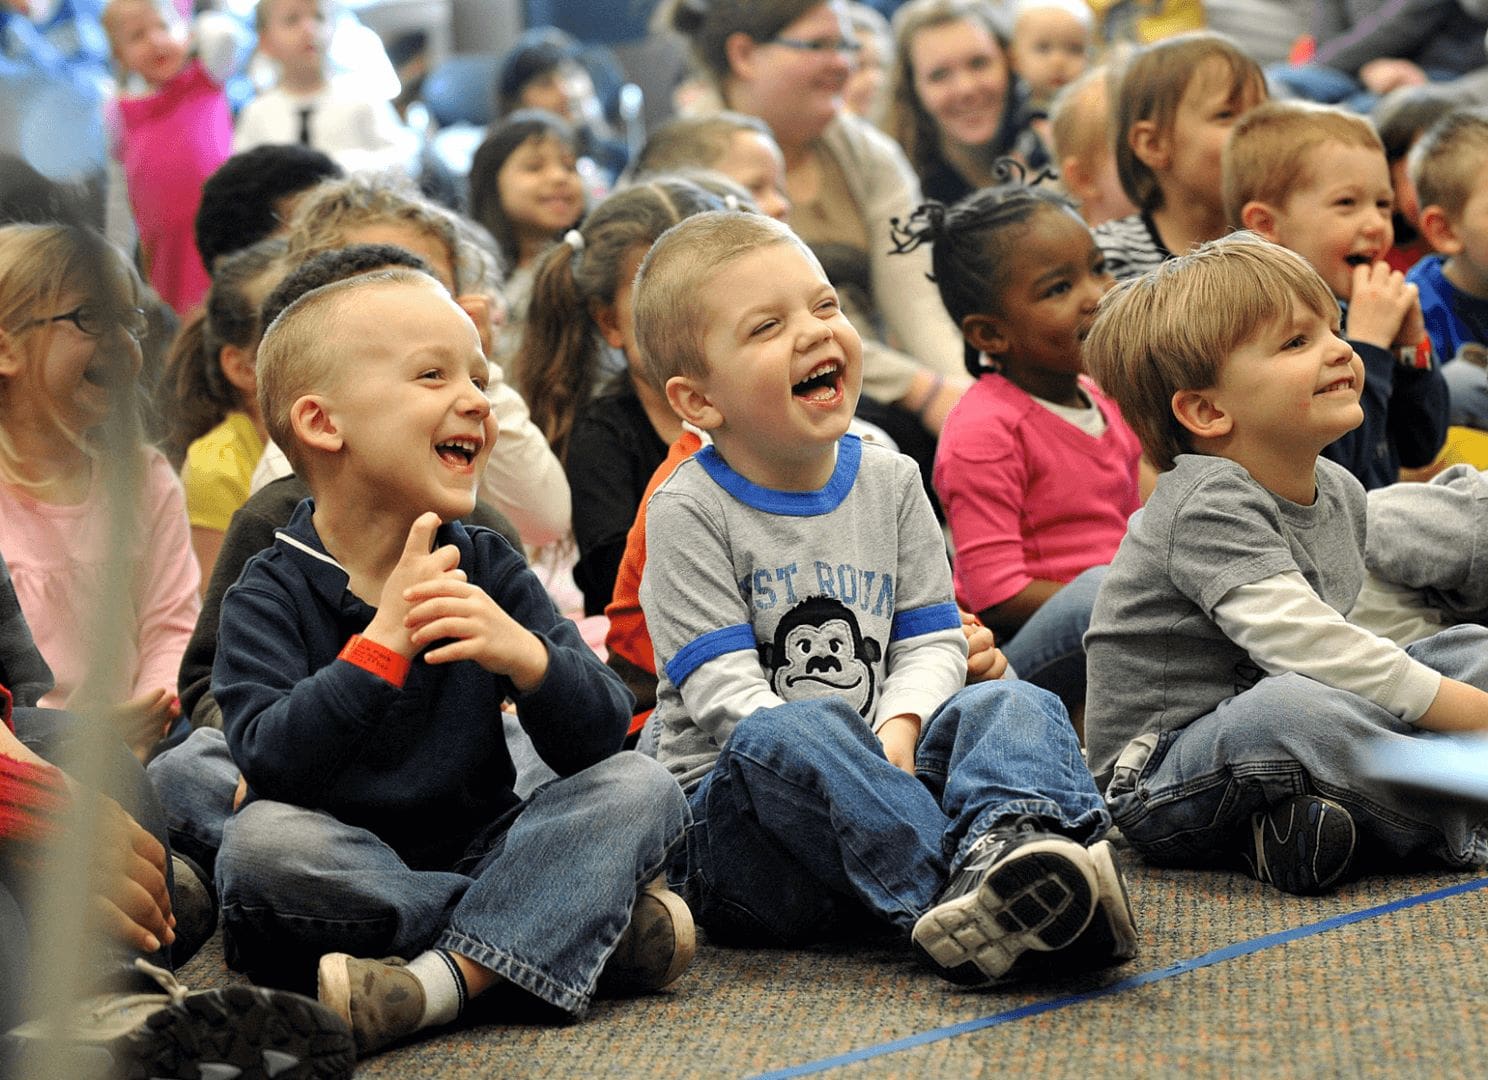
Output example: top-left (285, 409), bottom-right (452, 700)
top-left (934, 373), bottom-right (1142, 613)
top-left (0, 449), bottom-right (200, 709)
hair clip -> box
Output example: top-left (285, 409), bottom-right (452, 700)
top-left (563, 229), bottom-right (585, 253)
top-left (724, 193), bottom-right (740, 211)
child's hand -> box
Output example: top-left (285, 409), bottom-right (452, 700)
top-left (93, 796), bottom-right (174, 954)
top-left (403, 578), bottom-right (550, 692)
top-left (878, 714), bottom-right (921, 775)
top-left (1346, 263), bottom-right (1419, 350)
top-left (363, 512), bottom-right (465, 659)
top-left (962, 612), bottom-right (1009, 683)
top-left (113, 688), bottom-right (179, 761)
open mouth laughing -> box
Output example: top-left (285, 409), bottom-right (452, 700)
top-left (435, 434), bottom-right (483, 469)
top-left (792, 360), bottom-right (843, 402)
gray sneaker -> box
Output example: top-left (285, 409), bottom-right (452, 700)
top-left (4, 957), bottom-right (354, 1079)
top-left (912, 818), bottom-right (1099, 986)
top-left (599, 877), bottom-right (696, 994)
top-left (316, 954), bottom-right (425, 1058)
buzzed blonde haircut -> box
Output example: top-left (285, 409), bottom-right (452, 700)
top-left (1222, 101), bottom-right (1384, 229)
top-left (256, 268), bottom-right (442, 476)
top-left (1113, 32), bottom-right (1266, 213)
top-left (1083, 232), bottom-right (1338, 472)
top-left (633, 211), bottom-right (813, 392)
top-left (1408, 107), bottom-right (1488, 221)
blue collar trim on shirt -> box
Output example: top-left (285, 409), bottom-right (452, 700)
top-left (695, 435), bottom-right (862, 516)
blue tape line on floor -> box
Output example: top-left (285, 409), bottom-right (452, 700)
top-left (752, 875), bottom-right (1488, 1079)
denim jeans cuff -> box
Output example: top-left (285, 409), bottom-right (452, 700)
top-left (435, 929), bottom-right (591, 1017)
top-left (957, 799), bottom-right (1111, 868)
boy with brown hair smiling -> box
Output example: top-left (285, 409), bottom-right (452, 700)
top-left (1084, 232), bottom-right (1488, 897)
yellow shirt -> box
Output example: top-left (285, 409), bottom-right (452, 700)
top-left (182, 411), bottom-right (264, 532)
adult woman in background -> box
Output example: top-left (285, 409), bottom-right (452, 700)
top-left (887, 0), bottom-right (1048, 207)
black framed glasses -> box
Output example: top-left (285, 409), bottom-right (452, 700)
top-left (18, 303), bottom-right (150, 342)
top-left (769, 35), bottom-right (861, 55)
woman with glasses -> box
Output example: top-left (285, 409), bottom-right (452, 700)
top-left (661, 0), bottom-right (969, 431)
top-left (0, 224), bottom-right (199, 761)
top-left (886, 0), bottom-right (1050, 207)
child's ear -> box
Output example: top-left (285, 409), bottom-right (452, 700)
top-left (590, 298), bottom-right (625, 350)
top-left (1129, 120), bottom-right (1169, 172)
top-left (219, 344), bottom-right (257, 399)
top-left (961, 314), bottom-right (1008, 359)
top-left (289, 394), bottom-right (343, 454)
top-left (1060, 154), bottom-right (1095, 204)
top-left (1171, 388), bottom-right (1233, 440)
top-left (665, 374), bottom-right (723, 430)
top-left (1418, 205), bottom-right (1464, 256)
top-left (1240, 201), bottom-right (1280, 240)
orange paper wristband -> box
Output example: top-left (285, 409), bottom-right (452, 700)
top-left (338, 634), bottom-right (411, 688)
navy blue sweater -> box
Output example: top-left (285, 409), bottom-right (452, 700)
top-left (1321, 336), bottom-right (1447, 491)
top-left (213, 500), bottom-right (633, 868)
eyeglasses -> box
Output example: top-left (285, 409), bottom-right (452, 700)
top-left (768, 35), bottom-right (861, 55)
top-left (17, 304), bottom-right (150, 342)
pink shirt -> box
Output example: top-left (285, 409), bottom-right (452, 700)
top-left (934, 373), bottom-right (1141, 612)
top-left (0, 449), bottom-right (200, 709)
top-left (114, 59), bottom-right (232, 314)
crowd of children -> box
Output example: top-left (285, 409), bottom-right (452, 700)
top-left (8, 0), bottom-right (1488, 1072)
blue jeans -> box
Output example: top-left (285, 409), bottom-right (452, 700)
top-left (678, 680), bottom-right (1109, 945)
top-left (148, 716), bottom-right (562, 875)
top-left (1107, 625), bottom-right (1488, 870)
top-left (1269, 61), bottom-right (1464, 113)
top-left (1000, 564), bottom-right (1105, 708)
top-left (1442, 358), bottom-right (1488, 430)
top-left (215, 752), bottom-right (687, 1014)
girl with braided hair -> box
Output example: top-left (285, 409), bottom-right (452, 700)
top-left (894, 173), bottom-right (1146, 716)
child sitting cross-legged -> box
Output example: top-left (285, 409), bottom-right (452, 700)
top-left (1083, 232), bottom-right (1488, 897)
top-left (635, 211), bottom-right (1137, 986)
top-left (210, 266), bottom-right (693, 1059)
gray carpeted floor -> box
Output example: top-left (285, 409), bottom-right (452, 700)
top-left (177, 858), bottom-right (1488, 1078)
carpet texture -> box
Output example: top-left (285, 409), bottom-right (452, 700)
top-left (175, 859), bottom-right (1488, 1078)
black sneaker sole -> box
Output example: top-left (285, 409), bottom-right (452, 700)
top-left (7, 985), bottom-right (356, 1080)
top-left (912, 839), bottom-right (1098, 986)
top-left (1247, 795), bottom-right (1356, 896)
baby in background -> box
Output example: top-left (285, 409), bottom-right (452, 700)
top-left (1048, 65), bottom-right (1137, 228)
top-left (1009, 0), bottom-right (1091, 112)
top-left (233, 0), bottom-right (416, 174)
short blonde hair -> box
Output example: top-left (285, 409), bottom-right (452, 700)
top-left (253, 0), bottom-right (327, 35)
top-left (1222, 101), bottom-right (1383, 228)
top-left (633, 112), bottom-right (776, 178)
top-left (633, 211), bottom-right (808, 390)
top-left (1113, 33), bottom-right (1266, 213)
top-left (1407, 107), bottom-right (1488, 221)
top-left (1048, 64), bottom-right (1115, 169)
top-left (101, 0), bottom-right (179, 57)
top-left (256, 268), bottom-right (440, 476)
top-left (1083, 232), bottom-right (1337, 471)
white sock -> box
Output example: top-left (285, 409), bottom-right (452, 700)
top-left (406, 949), bottom-right (466, 1029)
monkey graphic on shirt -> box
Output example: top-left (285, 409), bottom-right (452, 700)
top-left (758, 596), bottom-right (882, 718)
